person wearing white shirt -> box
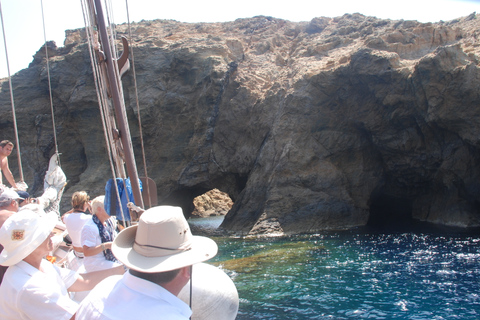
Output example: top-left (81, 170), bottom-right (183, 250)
top-left (63, 191), bottom-right (92, 258)
top-left (0, 209), bottom-right (125, 320)
top-left (81, 195), bottom-right (121, 272)
top-left (76, 205), bottom-right (218, 320)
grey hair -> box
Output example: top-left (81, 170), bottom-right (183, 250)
top-left (91, 195), bottom-right (105, 215)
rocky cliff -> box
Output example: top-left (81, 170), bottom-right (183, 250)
top-left (1, 13), bottom-right (480, 235)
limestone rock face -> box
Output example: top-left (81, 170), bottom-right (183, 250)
top-left (2, 13), bottom-right (480, 235)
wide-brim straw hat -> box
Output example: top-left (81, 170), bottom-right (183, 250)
top-left (112, 205), bottom-right (218, 273)
top-left (0, 209), bottom-right (58, 266)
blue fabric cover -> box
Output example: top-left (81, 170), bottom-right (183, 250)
top-left (104, 178), bottom-right (142, 221)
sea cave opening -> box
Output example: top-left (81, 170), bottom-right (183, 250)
top-left (158, 173), bottom-right (246, 233)
top-left (160, 186), bottom-right (235, 234)
top-left (191, 188), bottom-right (234, 218)
top-left (367, 193), bottom-right (414, 231)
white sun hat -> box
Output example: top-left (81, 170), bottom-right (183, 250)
top-left (0, 188), bottom-right (23, 205)
top-left (178, 263), bottom-right (239, 320)
top-left (0, 209), bottom-right (58, 266)
top-left (112, 205), bottom-right (218, 273)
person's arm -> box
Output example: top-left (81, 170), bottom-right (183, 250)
top-left (83, 241), bottom-right (112, 257)
top-left (67, 265), bottom-right (125, 292)
top-left (0, 158), bottom-right (17, 188)
top-left (61, 211), bottom-right (73, 223)
top-left (81, 222), bottom-right (113, 257)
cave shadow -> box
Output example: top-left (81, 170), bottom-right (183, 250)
top-left (365, 193), bottom-right (433, 233)
top-left (367, 193), bottom-right (416, 232)
top-left (366, 193), bottom-right (480, 235)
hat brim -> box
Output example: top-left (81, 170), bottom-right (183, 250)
top-left (0, 212), bottom-right (58, 266)
top-left (112, 225), bottom-right (218, 273)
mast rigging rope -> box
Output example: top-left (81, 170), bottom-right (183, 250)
top-left (81, 0), bottom-right (129, 223)
top-left (124, 0), bottom-right (152, 207)
top-left (40, 0), bottom-right (61, 166)
top-left (0, 0), bottom-right (24, 182)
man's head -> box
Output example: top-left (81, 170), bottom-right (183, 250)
top-left (0, 209), bottom-right (57, 266)
top-left (0, 140), bottom-right (14, 157)
top-left (0, 188), bottom-right (22, 211)
top-left (112, 205), bottom-right (218, 273)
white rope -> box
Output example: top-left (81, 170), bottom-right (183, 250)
top-left (81, 0), bottom-right (128, 224)
top-left (102, 0), bottom-right (134, 214)
top-left (40, 0), bottom-right (61, 163)
top-left (124, 0), bottom-right (152, 207)
top-left (0, 0), bottom-right (24, 182)
top-left (102, 0), bottom-right (136, 215)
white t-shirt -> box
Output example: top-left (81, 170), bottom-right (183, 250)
top-left (76, 271), bottom-right (192, 320)
top-left (0, 259), bottom-right (79, 320)
top-left (64, 212), bottom-right (92, 248)
top-left (81, 218), bottom-right (121, 272)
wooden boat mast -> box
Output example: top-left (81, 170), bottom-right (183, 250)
top-left (92, 0), bottom-right (144, 208)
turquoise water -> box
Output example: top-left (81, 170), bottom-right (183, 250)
top-left (190, 217), bottom-right (480, 319)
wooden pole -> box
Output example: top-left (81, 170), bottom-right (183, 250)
top-left (93, 0), bottom-right (144, 208)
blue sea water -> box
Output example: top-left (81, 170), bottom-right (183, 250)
top-left (189, 217), bottom-right (480, 319)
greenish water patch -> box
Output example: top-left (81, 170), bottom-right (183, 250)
top-left (213, 240), bottom-right (326, 273)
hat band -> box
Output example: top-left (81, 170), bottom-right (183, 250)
top-left (133, 240), bottom-right (192, 257)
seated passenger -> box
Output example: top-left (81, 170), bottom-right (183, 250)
top-left (81, 195), bottom-right (122, 272)
top-left (76, 205), bottom-right (218, 320)
top-left (63, 191), bottom-right (92, 258)
top-left (0, 209), bottom-right (124, 319)
top-left (0, 187), bottom-right (20, 285)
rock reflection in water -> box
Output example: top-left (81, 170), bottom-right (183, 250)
top-left (188, 215), bottom-right (225, 234)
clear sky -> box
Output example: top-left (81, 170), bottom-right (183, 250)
top-left (0, 0), bottom-right (479, 78)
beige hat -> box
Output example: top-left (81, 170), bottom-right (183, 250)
top-left (112, 206), bottom-right (218, 273)
top-left (0, 209), bottom-right (58, 266)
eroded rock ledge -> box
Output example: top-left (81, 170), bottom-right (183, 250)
top-left (1, 13), bottom-right (480, 235)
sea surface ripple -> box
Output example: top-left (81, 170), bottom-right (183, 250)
top-left (191, 217), bottom-right (480, 319)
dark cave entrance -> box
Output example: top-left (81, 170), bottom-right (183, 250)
top-left (367, 193), bottom-right (414, 231)
top-left (159, 173), bottom-right (245, 222)
top-left (160, 186), bottom-right (234, 234)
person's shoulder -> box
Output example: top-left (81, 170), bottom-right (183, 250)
top-left (81, 214), bottom-right (93, 222)
top-left (77, 277), bottom-right (120, 320)
top-left (3, 262), bottom-right (43, 288)
top-left (0, 210), bottom-right (15, 226)
top-left (39, 259), bottom-right (58, 273)
top-left (82, 218), bottom-right (96, 230)
top-left (88, 274), bottom-right (123, 297)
